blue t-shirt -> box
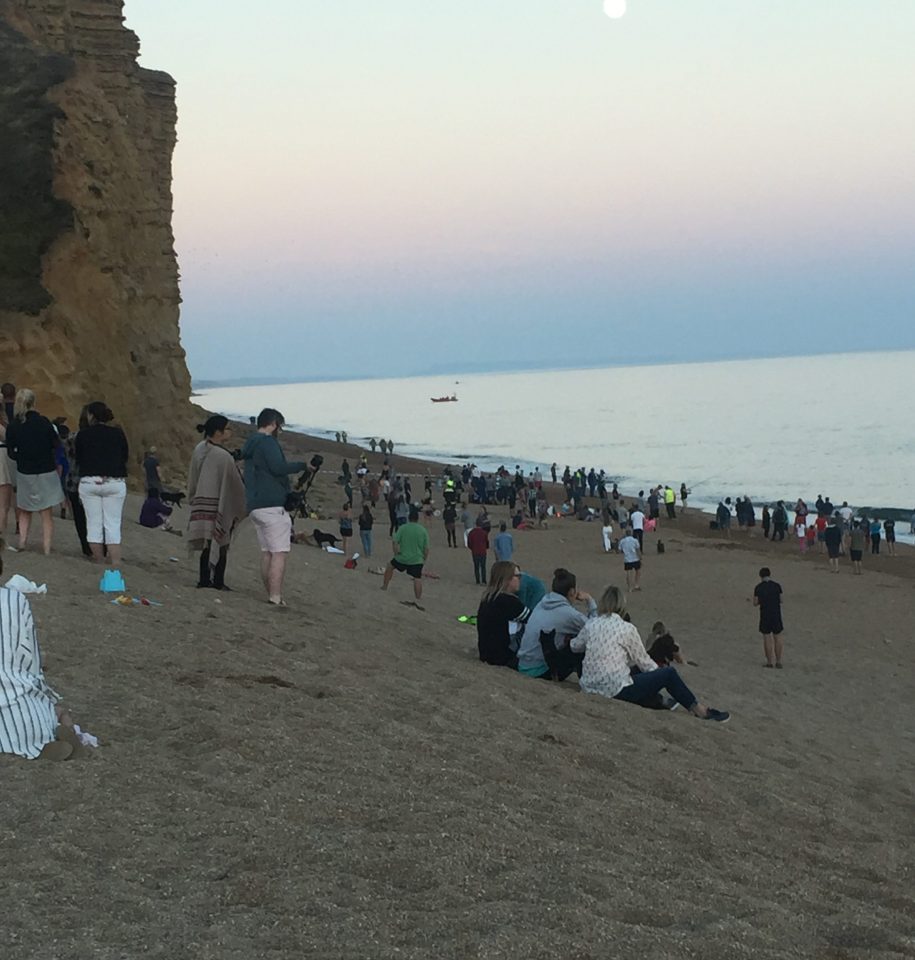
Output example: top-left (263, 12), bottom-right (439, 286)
top-left (493, 531), bottom-right (514, 561)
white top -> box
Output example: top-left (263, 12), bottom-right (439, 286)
top-left (630, 509), bottom-right (645, 530)
top-left (619, 535), bottom-right (641, 563)
top-left (0, 587), bottom-right (60, 759)
top-left (571, 613), bottom-right (657, 699)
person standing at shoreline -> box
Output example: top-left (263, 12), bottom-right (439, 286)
top-left (884, 518), bottom-right (897, 556)
top-left (630, 503), bottom-right (645, 549)
top-left (824, 517), bottom-right (842, 572)
top-left (869, 517), bottom-right (882, 554)
top-left (753, 567), bottom-right (784, 668)
top-left (240, 408), bottom-right (306, 606)
top-left (849, 520), bottom-right (865, 574)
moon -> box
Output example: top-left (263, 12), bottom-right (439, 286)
top-left (603, 0), bottom-right (627, 17)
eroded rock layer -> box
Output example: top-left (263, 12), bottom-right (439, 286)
top-left (0, 0), bottom-right (194, 479)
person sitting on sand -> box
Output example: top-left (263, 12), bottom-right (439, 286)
top-left (645, 621), bottom-right (685, 667)
top-left (139, 489), bottom-right (176, 531)
top-left (516, 567), bottom-right (596, 680)
top-left (0, 544), bottom-right (81, 760)
top-left (476, 561), bottom-right (531, 668)
top-left (570, 586), bottom-right (729, 721)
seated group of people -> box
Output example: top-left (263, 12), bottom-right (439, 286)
top-left (475, 561), bottom-right (729, 722)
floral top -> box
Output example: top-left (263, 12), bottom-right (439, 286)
top-left (570, 613), bottom-right (657, 699)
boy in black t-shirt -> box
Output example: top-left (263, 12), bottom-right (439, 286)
top-left (753, 567), bottom-right (785, 669)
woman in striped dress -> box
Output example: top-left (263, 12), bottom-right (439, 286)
top-left (0, 558), bottom-right (74, 760)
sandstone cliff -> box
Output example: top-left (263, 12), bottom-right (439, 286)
top-left (0, 0), bottom-right (195, 482)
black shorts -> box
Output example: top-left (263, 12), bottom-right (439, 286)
top-left (391, 558), bottom-right (423, 579)
top-left (850, 549), bottom-right (863, 561)
top-left (339, 527), bottom-right (352, 539)
top-left (624, 561), bottom-right (642, 571)
top-left (886, 532), bottom-right (896, 543)
top-left (759, 616), bottom-right (783, 635)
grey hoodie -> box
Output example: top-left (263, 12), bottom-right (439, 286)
top-left (517, 591), bottom-right (597, 674)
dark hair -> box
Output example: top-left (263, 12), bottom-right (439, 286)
top-left (197, 414), bottom-right (229, 437)
top-left (551, 567), bottom-right (577, 596)
top-left (86, 401), bottom-right (114, 423)
top-left (499, 521), bottom-right (507, 532)
top-left (759, 567), bottom-right (771, 578)
top-left (408, 507), bottom-right (420, 522)
top-left (256, 408), bottom-right (285, 429)
top-left (0, 382), bottom-right (14, 399)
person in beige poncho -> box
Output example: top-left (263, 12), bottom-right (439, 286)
top-left (187, 415), bottom-right (246, 590)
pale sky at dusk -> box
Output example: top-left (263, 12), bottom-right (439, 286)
top-left (125, 1), bottom-right (915, 382)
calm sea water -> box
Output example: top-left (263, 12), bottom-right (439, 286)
top-left (197, 351), bottom-right (915, 515)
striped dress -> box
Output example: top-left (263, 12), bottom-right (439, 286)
top-left (0, 586), bottom-right (60, 759)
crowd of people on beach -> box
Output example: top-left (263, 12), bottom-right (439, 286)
top-left (2, 387), bottom-right (912, 759)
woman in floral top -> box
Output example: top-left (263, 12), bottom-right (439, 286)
top-left (570, 586), bottom-right (729, 722)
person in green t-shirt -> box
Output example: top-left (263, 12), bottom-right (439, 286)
top-left (382, 507), bottom-right (430, 608)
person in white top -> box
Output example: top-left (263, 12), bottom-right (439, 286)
top-left (618, 529), bottom-right (642, 591)
top-left (570, 585), bottom-right (729, 721)
top-left (630, 506), bottom-right (646, 549)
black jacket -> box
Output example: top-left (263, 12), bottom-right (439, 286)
top-left (5, 412), bottom-right (59, 475)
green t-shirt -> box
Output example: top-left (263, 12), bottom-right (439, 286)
top-left (394, 522), bottom-right (430, 566)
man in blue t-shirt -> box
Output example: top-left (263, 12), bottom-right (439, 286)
top-left (493, 522), bottom-right (514, 562)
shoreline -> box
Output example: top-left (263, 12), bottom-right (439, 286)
top-left (224, 418), bottom-right (915, 543)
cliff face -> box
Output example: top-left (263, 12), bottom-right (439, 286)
top-left (0, 0), bottom-right (195, 480)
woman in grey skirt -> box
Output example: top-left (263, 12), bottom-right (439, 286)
top-left (4, 389), bottom-right (62, 554)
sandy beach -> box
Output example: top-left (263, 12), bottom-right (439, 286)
top-left (4, 430), bottom-right (915, 959)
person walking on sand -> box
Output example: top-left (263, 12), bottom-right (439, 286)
top-left (493, 521), bottom-right (514, 563)
top-left (240, 408), bottom-right (307, 606)
top-left (618, 527), bottom-right (642, 591)
top-left (753, 567), bottom-right (784, 668)
top-left (630, 503), bottom-right (645, 549)
top-left (358, 504), bottom-right (374, 557)
top-left (381, 507), bottom-right (429, 609)
top-left (824, 516), bottom-right (842, 572)
top-left (468, 522), bottom-right (490, 585)
top-left (338, 502), bottom-right (354, 555)
top-left (849, 520), bottom-right (865, 574)
top-left (664, 485), bottom-right (676, 519)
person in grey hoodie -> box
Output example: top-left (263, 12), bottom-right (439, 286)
top-left (517, 568), bottom-right (597, 680)
top-left (240, 408), bottom-right (306, 606)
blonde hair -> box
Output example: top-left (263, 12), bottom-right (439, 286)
top-left (13, 388), bottom-right (35, 421)
top-left (597, 584), bottom-right (627, 617)
top-left (481, 561), bottom-right (520, 603)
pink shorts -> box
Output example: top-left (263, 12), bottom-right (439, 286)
top-left (250, 506), bottom-right (292, 553)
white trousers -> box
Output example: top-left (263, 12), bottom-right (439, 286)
top-left (79, 477), bottom-right (127, 544)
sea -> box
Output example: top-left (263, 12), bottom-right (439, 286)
top-left (196, 350), bottom-right (915, 530)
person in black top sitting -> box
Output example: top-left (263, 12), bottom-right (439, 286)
top-left (74, 402), bottom-right (129, 566)
top-left (4, 389), bottom-right (61, 554)
top-left (476, 561), bottom-right (531, 668)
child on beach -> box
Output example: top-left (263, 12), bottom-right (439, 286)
top-left (805, 522), bottom-right (816, 552)
top-left (753, 567), bottom-right (784, 668)
top-left (796, 521), bottom-right (807, 552)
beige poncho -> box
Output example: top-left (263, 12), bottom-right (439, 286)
top-left (186, 441), bottom-right (247, 551)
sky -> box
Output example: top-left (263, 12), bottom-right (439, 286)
top-left (123, 0), bottom-right (915, 383)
